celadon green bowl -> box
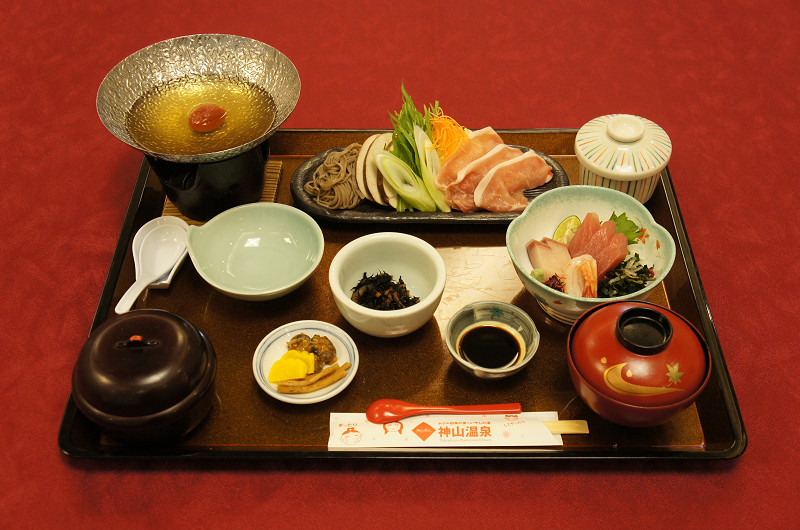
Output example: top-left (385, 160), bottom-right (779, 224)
top-left (187, 203), bottom-right (324, 301)
top-left (506, 185), bottom-right (676, 324)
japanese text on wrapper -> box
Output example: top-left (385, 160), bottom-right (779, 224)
top-left (437, 421), bottom-right (491, 439)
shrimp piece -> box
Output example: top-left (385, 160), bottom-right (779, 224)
top-left (563, 255), bottom-right (598, 298)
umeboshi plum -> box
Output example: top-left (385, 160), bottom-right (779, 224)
top-left (188, 103), bottom-right (227, 132)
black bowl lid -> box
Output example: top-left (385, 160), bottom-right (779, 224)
top-left (72, 310), bottom-right (213, 417)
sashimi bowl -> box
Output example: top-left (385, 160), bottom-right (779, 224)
top-left (506, 185), bottom-right (676, 324)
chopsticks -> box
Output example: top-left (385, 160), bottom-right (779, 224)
top-left (543, 420), bottom-right (589, 435)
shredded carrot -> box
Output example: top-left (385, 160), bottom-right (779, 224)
top-left (430, 108), bottom-right (469, 162)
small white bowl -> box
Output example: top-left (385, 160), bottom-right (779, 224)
top-left (252, 320), bottom-right (359, 404)
top-left (575, 114), bottom-right (672, 203)
top-left (186, 202), bottom-right (324, 301)
top-left (507, 185), bottom-right (676, 324)
top-left (328, 232), bottom-right (447, 338)
top-left (445, 301), bottom-right (540, 380)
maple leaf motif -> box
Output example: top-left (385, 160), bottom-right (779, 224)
top-left (666, 362), bottom-right (684, 386)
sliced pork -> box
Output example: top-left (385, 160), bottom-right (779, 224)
top-left (435, 127), bottom-right (503, 193)
top-left (473, 150), bottom-right (553, 212)
top-left (447, 144), bottom-right (523, 212)
top-left (434, 126), bottom-right (557, 212)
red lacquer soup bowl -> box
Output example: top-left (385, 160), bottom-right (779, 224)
top-left (567, 301), bottom-right (711, 428)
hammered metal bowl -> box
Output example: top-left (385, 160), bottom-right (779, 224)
top-left (97, 34), bottom-right (300, 163)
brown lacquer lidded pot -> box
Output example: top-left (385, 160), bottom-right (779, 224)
top-left (567, 301), bottom-right (711, 427)
top-left (71, 310), bottom-right (217, 444)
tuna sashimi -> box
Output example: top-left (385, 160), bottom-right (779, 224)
top-left (594, 232), bottom-right (629, 277)
top-left (473, 150), bottom-right (553, 212)
top-left (567, 212), bottom-right (601, 256)
top-left (568, 215), bottom-right (629, 277)
top-left (582, 221), bottom-right (619, 258)
top-left (448, 144), bottom-right (523, 212)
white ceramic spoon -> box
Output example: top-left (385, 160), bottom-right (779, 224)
top-left (115, 224), bottom-right (187, 314)
top-left (133, 216), bottom-right (189, 288)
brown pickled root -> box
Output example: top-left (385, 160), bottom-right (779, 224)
top-left (276, 362), bottom-right (341, 387)
top-left (277, 363), bottom-right (351, 394)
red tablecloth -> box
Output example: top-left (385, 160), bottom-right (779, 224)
top-left (2, 0), bottom-right (797, 527)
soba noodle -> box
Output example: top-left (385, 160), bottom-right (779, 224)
top-left (304, 143), bottom-right (363, 209)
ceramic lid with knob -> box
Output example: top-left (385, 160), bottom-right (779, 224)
top-left (72, 309), bottom-right (216, 418)
top-left (575, 114), bottom-right (672, 181)
top-left (568, 301), bottom-right (710, 408)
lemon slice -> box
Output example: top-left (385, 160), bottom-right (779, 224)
top-left (553, 215), bottom-right (581, 245)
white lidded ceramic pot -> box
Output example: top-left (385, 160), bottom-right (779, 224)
top-left (575, 114), bottom-right (672, 203)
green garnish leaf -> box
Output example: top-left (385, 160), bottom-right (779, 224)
top-left (611, 211), bottom-right (644, 244)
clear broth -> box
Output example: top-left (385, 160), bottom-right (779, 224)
top-left (126, 77), bottom-right (276, 155)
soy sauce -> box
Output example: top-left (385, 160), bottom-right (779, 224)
top-left (457, 323), bottom-right (524, 369)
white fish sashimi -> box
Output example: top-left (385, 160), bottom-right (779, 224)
top-left (527, 237), bottom-right (572, 279)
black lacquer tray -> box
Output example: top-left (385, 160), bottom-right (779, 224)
top-left (58, 129), bottom-right (746, 460)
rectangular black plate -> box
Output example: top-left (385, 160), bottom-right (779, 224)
top-left (290, 144), bottom-right (569, 224)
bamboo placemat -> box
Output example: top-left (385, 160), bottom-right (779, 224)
top-left (162, 160), bottom-right (282, 225)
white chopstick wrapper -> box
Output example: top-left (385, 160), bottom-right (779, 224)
top-left (329, 412), bottom-right (562, 450)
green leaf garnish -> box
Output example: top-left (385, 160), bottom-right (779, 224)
top-left (611, 211), bottom-right (644, 245)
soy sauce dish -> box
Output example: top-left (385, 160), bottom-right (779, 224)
top-left (445, 301), bottom-right (540, 380)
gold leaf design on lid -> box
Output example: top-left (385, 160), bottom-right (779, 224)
top-left (604, 363), bottom-right (685, 397)
top-left (666, 363), bottom-right (684, 386)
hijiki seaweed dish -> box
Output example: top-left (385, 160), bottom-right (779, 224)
top-left (350, 272), bottom-right (420, 310)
